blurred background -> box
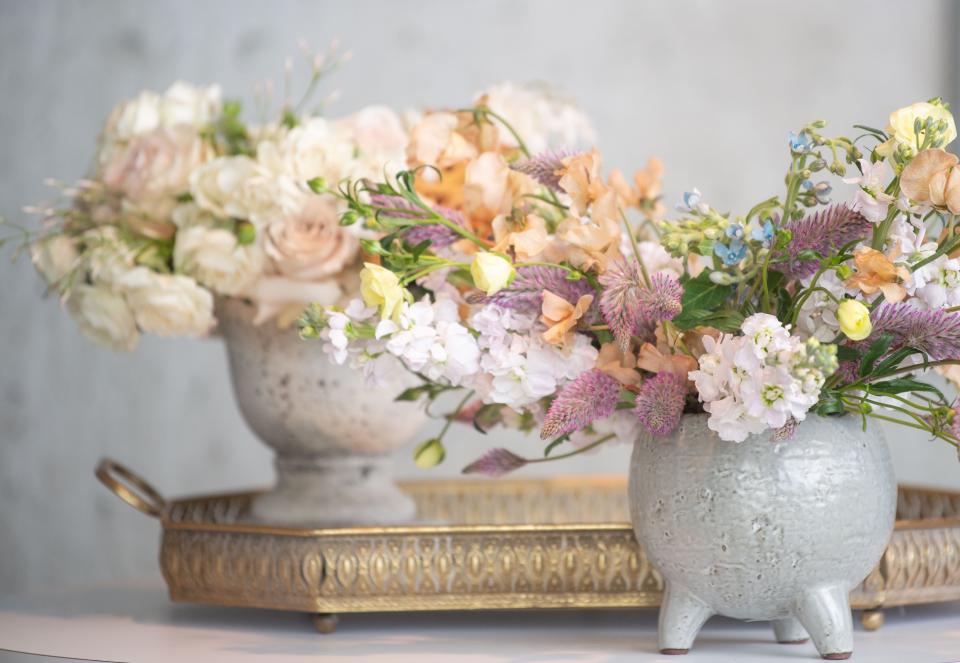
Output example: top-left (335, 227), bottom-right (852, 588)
top-left (2, 0), bottom-right (959, 598)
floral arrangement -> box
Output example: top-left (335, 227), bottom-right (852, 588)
top-left (300, 98), bottom-right (960, 473)
top-left (12, 43), bottom-right (592, 353)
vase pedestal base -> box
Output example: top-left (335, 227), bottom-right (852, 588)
top-left (250, 454), bottom-right (415, 527)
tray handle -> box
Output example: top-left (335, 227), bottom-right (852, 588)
top-left (95, 458), bottom-right (168, 519)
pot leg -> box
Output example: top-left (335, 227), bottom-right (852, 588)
top-left (657, 582), bottom-right (714, 655)
top-left (794, 584), bottom-right (853, 660)
top-left (772, 617), bottom-right (809, 644)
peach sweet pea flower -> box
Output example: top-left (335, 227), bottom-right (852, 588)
top-left (596, 342), bottom-right (641, 386)
top-left (558, 149), bottom-right (607, 215)
top-left (636, 342), bottom-right (698, 383)
top-left (463, 152), bottom-right (531, 232)
top-left (844, 246), bottom-right (910, 302)
top-left (555, 189), bottom-right (623, 271)
top-left (900, 148), bottom-right (960, 213)
top-left (407, 112), bottom-right (477, 169)
top-left (540, 290), bottom-right (593, 345)
top-left (609, 157), bottom-right (665, 219)
top-left (492, 213), bottom-right (552, 261)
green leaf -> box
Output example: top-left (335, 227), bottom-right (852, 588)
top-left (472, 403), bottom-right (503, 435)
top-left (543, 434), bottom-right (570, 458)
top-left (814, 391), bottom-right (846, 416)
top-left (872, 346), bottom-right (924, 376)
top-left (410, 239), bottom-right (432, 262)
top-left (870, 379), bottom-right (946, 399)
top-left (395, 385), bottom-right (435, 402)
top-left (837, 345), bottom-right (861, 362)
top-left (672, 271), bottom-right (734, 330)
top-left (859, 332), bottom-right (894, 377)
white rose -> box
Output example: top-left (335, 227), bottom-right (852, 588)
top-left (174, 224), bottom-right (264, 296)
top-left (475, 82), bottom-right (596, 154)
top-left (158, 81), bottom-right (222, 129)
top-left (263, 196), bottom-right (358, 281)
top-left (103, 90), bottom-right (162, 142)
top-left (83, 227), bottom-right (136, 286)
top-left (67, 285), bottom-right (139, 352)
top-left (117, 267), bottom-right (215, 337)
top-left (100, 126), bottom-right (213, 221)
top-left (258, 117), bottom-right (356, 186)
top-left (102, 82), bottom-right (221, 143)
top-left (190, 156), bottom-right (302, 225)
top-left (30, 234), bottom-right (79, 289)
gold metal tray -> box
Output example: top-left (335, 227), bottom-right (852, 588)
top-left (96, 459), bottom-right (960, 633)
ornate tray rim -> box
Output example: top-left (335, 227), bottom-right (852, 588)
top-left (96, 460), bottom-right (960, 632)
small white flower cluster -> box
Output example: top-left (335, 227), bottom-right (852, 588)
top-left (318, 300), bottom-right (598, 411)
top-left (690, 313), bottom-right (835, 442)
top-left (469, 304), bottom-right (597, 410)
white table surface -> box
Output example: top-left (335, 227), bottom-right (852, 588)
top-left (0, 581), bottom-right (958, 663)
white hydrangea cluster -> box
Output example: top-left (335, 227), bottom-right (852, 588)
top-left (690, 313), bottom-right (836, 442)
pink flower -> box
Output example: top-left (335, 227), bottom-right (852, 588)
top-left (540, 369), bottom-right (620, 439)
top-left (264, 196), bottom-right (359, 281)
top-left (633, 372), bottom-right (686, 436)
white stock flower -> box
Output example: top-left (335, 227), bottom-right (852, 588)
top-left (690, 314), bottom-right (829, 442)
top-left (795, 271), bottom-right (848, 342)
top-left (67, 285), bottom-right (139, 352)
top-left (381, 298), bottom-right (480, 387)
top-left (909, 254), bottom-right (960, 309)
top-left (116, 267), bottom-right (215, 337)
top-left (470, 303), bottom-right (597, 410)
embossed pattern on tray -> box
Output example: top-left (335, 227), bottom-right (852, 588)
top-left (158, 478), bottom-right (960, 613)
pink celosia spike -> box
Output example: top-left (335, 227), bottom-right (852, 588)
top-left (540, 369), bottom-right (621, 439)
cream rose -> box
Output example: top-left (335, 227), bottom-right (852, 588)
top-left (174, 225), bottom-right (264, 296)
top-left (30, 234), bottom-right (79, 289)
top-left (83, 227), bottom-right (136, 286)
top-left (67, 285), bottom-right (139, 352)
top-left (102, 81), bottom-right (221, 143)
top-left (258, 117), bottom-right (356, 187)
top-left (333, 106), bottom-right (408, 179)
top-left (264, 196), bottom-right (359, 281)
top-left (190, 155), bottom-right (300, 225)
top-left (100, 126), bottom-right (213, 220)
top-left (117, 267), bottom-right (215, 337)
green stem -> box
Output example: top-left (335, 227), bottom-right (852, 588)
top-left (437, 390), bottom-right (475, 441)
top-left (527, 433), bottom-right (616, 463)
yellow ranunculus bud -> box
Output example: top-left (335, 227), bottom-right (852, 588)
top-left (413, 438), bottom-right (446, 469)
top-left (879, 101), bottom-right (957, 156)
top-left (470, 252), bottom-right (516, 295)
top-left (360, 262), bottom-right (406, 320)
top-left (837, 299), bottom-right (872, 341)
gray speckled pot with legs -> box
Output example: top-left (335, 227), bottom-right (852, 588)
top-left (628, 413), bottom-right (896, 660)
top-left (217, 297), bottom-right (428, 527)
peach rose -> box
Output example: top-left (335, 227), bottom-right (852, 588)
top-left (264, 196), bottom-right (359, 282)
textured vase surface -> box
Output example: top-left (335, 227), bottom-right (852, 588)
top-left (217, 297), bottom-right (427, 526)
top-left (628, 413), bottom-right (896, 660)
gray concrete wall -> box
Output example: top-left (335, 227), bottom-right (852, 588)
top-left (1, 0), bottom-right (958, 597)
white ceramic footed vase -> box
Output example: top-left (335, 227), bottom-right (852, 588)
top-left (629, 413), bottom-right (896, 660)
top-left (217, 298), bottom-right (428, 527)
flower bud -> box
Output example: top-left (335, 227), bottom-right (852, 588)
top-left (360, 262), bottom-right (406, 320)
top-left (837, 299), bottom-right (872, 341)
top-left (470, 252), bottom-right (516, 295)
top-left (414, 438), bottom-right (446, 469)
